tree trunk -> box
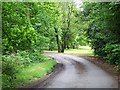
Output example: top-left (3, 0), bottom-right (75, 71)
top-left (54, 27), bottom-right (61, 53)
top-left (72, 43), bottom-right (75, 49)
top-left (67, 45), bottom-right (69, 49)
top-left (61, 43), bottom-right (64, 53)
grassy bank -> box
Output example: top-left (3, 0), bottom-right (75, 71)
top-left (14, 58), bottom-right (56, 88)
top-left (2, 51), bottom-right (56, 88)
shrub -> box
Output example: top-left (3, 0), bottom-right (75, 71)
top-left (2, 50), bottom-right (46, 88)
top-left (103, 43), bottom-right (120, 71)
top-left (2, 55), bottom-right (19, 88)
top-left (29, 51), bottom-right (45, 63)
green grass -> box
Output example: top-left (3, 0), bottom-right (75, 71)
top-left (45, 46), bottom-right (94, 56)
top-left (12, 58), bottom-right (56, 88)
top-left (65, 46), bottom-right (94, 56)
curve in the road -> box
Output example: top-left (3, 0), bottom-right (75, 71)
top-left (41, 52), bottom-right (118, 88)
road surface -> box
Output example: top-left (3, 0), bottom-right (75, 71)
top-left (40, 52), bottom-right (118, 88)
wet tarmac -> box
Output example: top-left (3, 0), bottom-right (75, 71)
top-left (40, 52), bottom-right (118, 88)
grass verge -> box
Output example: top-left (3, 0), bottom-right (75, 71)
top-left (15, 58), bottom-right (56, 88)
top-left (2, 55), bottom-right (56, 88)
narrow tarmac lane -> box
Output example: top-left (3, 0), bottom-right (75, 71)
top-left (41, 52), bottom-right (118, 88)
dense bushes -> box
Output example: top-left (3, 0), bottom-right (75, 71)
top-left (103, 44), bottom-right (120, 71)
top-left (2, 51), bottom-right (47, 88)
top-left (2, 2), bottom-right (55, 54)
top-left (82, 2), bottom-right (120, 71)
top-left (2, 2), bottom-right (59, 88)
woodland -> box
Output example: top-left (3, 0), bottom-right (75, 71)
top-left (2, 2), bottom-right (120, 88)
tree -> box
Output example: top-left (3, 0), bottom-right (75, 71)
top-left (58, 2), bottom-right (79, 52)
top-left (2, 2), bottom-right (39, 54)
top-left (80, 2), bottom-right (120, 70)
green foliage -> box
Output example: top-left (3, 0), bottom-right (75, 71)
top-left (2, 51), bottom-right (54, 88)
top-left (2, 2), bottom-right (89, 54)
top-left (2, 2), bottom-right (91, 88)
top-left (2, 2), bottom-right (58, 54)
top-left (2, 2), bottom-right (35, 53)
top-left (115, 65), bottom-right (120, 72)
top-left (2, 2), bottom-right (59, 88)
top-left (57, 2), bottom-right (89, 52)
top-left (81, 2), bottom-right (120, 71)
top-left (13, 59), bottom-right (56, 87)
top-left (103, 44), bottom-right (120, 65)
top-left (2, 55), bottom-right (18, 76)
top-left (2, 54), bottom-right (20, 88)
top-left (2, 50), bottom-right (53, 88)
top-left (2, 2), bottom-right (120, 88)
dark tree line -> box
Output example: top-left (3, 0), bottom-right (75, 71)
top-left (81, 2), bottom-right (120, 71)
